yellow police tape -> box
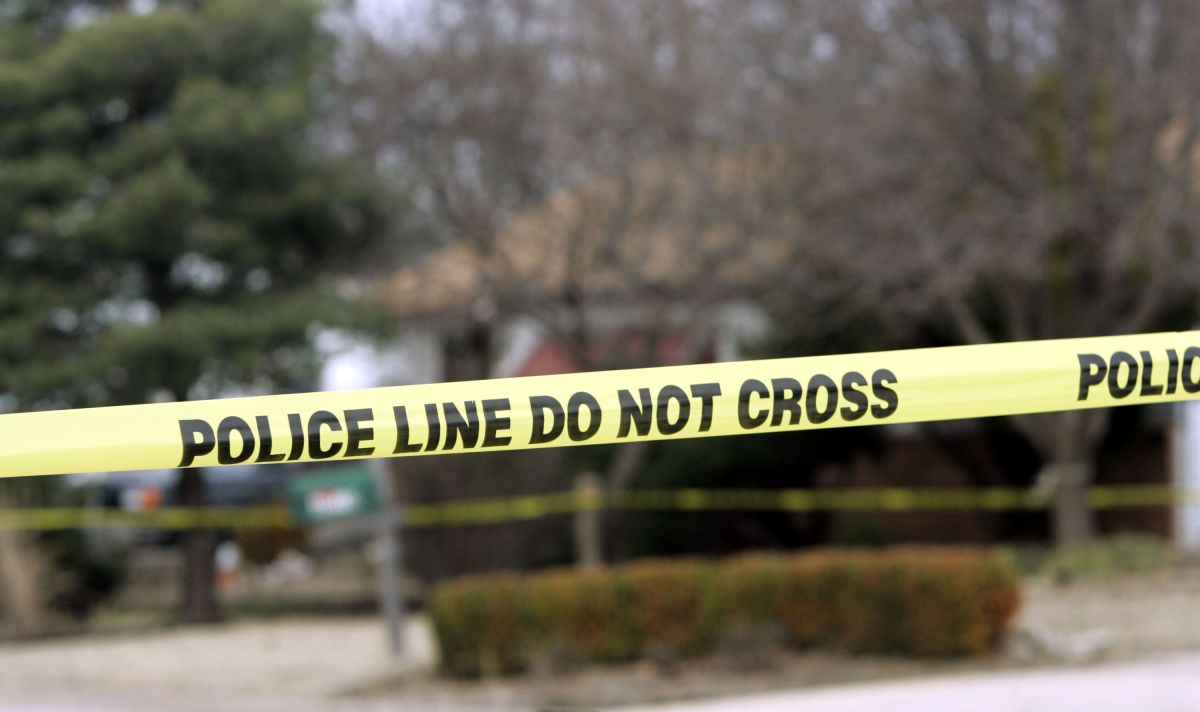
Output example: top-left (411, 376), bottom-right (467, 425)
top-left (0, 484), bottom-right (1191, 530)
top-left (402, 484), bottom-right (1192, 527)
top-left (0, 505), bottom-right (291, 531)
top-left (2, 331), bottom-right (1200, 478)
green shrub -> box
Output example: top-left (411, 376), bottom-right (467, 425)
top-left (428, 546), bottom-right (1021, 678)
top-left (836, 550), bottom-right (906, 654)
top-left (623, 558), bottom-right (722, 658)
top-left (779, 551), bottom-right (846, 647)
top-left (718, 553), bottom-right (788, 627)
top-left (888, 548), bottom-right (1021, 656)
top-left (525, 568), bottom-right (637, 664)
top-left (429, 574), bottom-right (530, 677)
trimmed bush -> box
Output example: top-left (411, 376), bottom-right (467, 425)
top-left (429, 547), bottom-right (1021, 677)
top-left (525, 568), bottom-right (637, 665)
top-left (429, 574), bottom-right (529, 677)
top-left (718, 553), bottom-right (788, 629)
top-left (623, 558), bottom-right (722, 658)
top-left (906, 548), bottom-right (1022, 655)
top-left (849, 548), bottom-right (1021, 656)
top-left (781, 550), bottom-right (860, 648)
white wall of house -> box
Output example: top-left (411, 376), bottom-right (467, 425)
top-left (491, 317), bottom-right (547, 379)
top-left (714, 301), bottom-right (770, 362)
top-left (320, 301), bottom-right (770, 390)
top-left (1174, 399), bottom-right (1200, 552)
top-left (319, 325), bottom-right (443, 390)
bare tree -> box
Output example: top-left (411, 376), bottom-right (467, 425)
top-left (776, 0), bottom-right (1200, 545)
top-left (337, 0), bottom-right (823, 560)
top-left (337, 0), bottom-right (1200, 552)
top-left (339, 0), bottom-right (821, 363)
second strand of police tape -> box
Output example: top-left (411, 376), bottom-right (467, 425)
top-left (0, 484), bottom-right (1187, 530)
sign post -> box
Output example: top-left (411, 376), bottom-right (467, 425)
top-left (287, 462), bottom-right (404, 655)
top-left (287, 464), bottom-right (381, 525)
top-left (372, 459), bottom-right (405, 655)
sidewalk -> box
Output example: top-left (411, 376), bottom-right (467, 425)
top-left (0, 616), bottom-right (433, 703)
top-left (618, 653), bottom-right (1200, 712)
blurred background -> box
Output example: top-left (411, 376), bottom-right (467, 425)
top-left (2, 1), bottom-right (1200, 710)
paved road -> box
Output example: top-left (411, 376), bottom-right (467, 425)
top-left (620, 653), bottom-right (1200, 712)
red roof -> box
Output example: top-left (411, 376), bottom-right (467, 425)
top-left (511, 330), bottom-right (714, 378)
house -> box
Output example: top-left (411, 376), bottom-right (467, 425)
top-left (319, 149), bottom-right (1179, 566)
top-left (328, 151), bottom-right (788, 388)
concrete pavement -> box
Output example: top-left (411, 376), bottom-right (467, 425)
top-left (619, 653), bottom-right (1200, 712)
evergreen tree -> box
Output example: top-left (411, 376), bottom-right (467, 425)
top-left (0, 0), bottom-right (384, 621)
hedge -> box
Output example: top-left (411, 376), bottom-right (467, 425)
top-left (429, 547), bottom-right (1021, 677)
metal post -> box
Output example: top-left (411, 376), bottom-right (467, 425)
top-left (372, 459), bottom-right (405, 655)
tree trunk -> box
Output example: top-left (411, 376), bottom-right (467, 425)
top-left (1049, 460), bottom-right (1095, 547)
top-left (0, 506), bottom-right (46, 636)
top-left (603, 441), bottom-right (652, 562)
top-left (1014, 409), bottom-right (1107, 549)
top-left (573, 472), bottom-right (603, 568)
top-left (179, 468), bottom-right (222, 624)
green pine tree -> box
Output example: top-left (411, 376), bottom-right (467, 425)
top-left (0, 0), bottom-right (385, 621)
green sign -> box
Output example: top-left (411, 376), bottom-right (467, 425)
top-left (288, 464), bottom-right (381, 525)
